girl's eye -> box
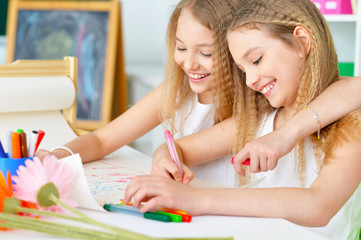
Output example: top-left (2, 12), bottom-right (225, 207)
top-left (177, 47), bottom-right (186, 51)
top-left (201, 52), bottom-right (212, 57)
top-left (253, 56), bottom-right (262, 65)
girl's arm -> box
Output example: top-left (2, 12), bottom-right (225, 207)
top-left (36, 84), bottom-right (164, 163)
top-left (233, 76), bottom-right (361, 173)
top-left (125, 135), bottom-right (361, 227)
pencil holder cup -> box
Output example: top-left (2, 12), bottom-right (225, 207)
top-left (0, 154), bottom-right (33, 177)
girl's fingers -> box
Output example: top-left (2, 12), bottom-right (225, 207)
top-left (181, 164), bottom-right (194, 184)
top-left (249, 154), bottom-right (260, 173)
top-left (259, 155), bottom-right (268, 172)
top-left (151, 157), bottom-right (183, 182)
top-left (140, 197), bottom-right (164, 213)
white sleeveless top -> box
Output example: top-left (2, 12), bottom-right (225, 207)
top-left (253, 110), bottom-right (361, 240)
top-left (173, 93), bottom-right (236, 187)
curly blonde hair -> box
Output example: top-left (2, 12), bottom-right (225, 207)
top-left (161, 0), bottom-right (246, 134)
top-left (229, 0), bottom-right (361, 186)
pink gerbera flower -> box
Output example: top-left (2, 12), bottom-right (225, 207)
top-left (12, 155), bottom-right (78, 213)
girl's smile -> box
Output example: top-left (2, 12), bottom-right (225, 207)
top-left (260, 79), bottom-right (276, 97)
top-left (188, 72), bottom-right (211, 83)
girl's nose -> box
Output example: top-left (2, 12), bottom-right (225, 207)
top-left (245, 70), bottom-right (259, 89)
top-left (184, 53), bottom-right (199, 71)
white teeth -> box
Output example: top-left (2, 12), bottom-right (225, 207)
top-left (261, 81), bottom-right (276, 94)
top-left (189, 73), bottom-right (209, 79)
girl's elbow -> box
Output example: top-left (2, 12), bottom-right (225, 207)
top-left (305, 204), bottom-right (335, 227)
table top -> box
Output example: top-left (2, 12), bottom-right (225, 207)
top-left (1, 146), bottom-right (327, 240)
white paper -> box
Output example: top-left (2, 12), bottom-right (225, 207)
top-left (62, 154), bottom-right (105, 212)
top-left (0, 76), bottom-right (77, 151)
top-left (0, 76), bottom-right (75, 113)
top-left (61, 147), bottom-right (226, 212)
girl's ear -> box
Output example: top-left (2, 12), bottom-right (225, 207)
top-left (293, 26), bottom-right (312, 54)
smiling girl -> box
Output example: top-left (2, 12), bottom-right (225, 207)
top-left (125, 0), bottom-right (361, 238)
top-left (40, 0), bottom-right (361, 191)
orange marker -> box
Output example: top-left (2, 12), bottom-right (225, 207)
top-left (11, 132), bottom-right (21, 159)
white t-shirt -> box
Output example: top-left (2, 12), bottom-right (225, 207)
top-left (253, 110), bottom-right (361, 240)
top-left (173, 93), bottom-right (236, 187)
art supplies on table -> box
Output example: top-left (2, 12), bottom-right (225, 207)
top-left (0, 129), bottom-right (45, 177)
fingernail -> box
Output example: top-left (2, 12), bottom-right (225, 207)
top-left (231, 157), bottom-right (234, 164)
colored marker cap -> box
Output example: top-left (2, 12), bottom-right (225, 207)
top-left (242, 159), bottom-right (250, 166)
top-left (156, 211), bottom-right (182, 222)
top-left (164, 210), bottom-right (192, 222)
top-left (144, 212), bottom-right (171, 222)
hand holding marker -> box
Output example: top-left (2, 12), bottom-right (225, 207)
top-left (231, 156), bottom-right (250, 166)
top-left (164, 130), bottom-right (183, 177)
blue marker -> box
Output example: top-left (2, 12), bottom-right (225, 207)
top-left (0, 140), bottom-right (6, 158)
top-left (103, 204), bottom-right (171, 222)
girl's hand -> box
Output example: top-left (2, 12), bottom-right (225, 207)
top-left (232, 128), bottom-right (298, 175)
top-left (124, 175), bottom-right (201, 215)
top-left (152, 143), bottom-right (194, 184)
top-left (35, 149), bottom-right (55, 161)
top-left (35, 148), bottom-right (71, 161)
top-left (151, 156), bottom-right (194, 184)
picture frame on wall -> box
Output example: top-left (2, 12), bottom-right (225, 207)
top-left (6, 0), bottom-right (125, 130)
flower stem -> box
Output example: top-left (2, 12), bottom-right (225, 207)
top-left (49, 194), bottom-right (153, 240)
top-left (0, 213), bottom-right (131, 240)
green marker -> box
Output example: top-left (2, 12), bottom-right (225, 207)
top-left (17, 129), bottom-right (24, 134)
top-left (156, 211), bottom-right (182, 222)
top-left (103, 204), bottom-right (171, 222)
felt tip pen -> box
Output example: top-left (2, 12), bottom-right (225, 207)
top-left (0, 140), bottom-right (6, 158)
top-left (231, 157), bottom-right (250, 166)
top-left (163, 209), bottom-right (192, 222)
top-left (155, 210), bottom-right (182, 222)
top-left (28, 130), bottom-right (39, 157)
top-left (34, 130), bottom-right (45, 153)
top-left (164, 130), bottom-right (183, 176)
top-left (103, 204), bottom-right (171, 222)
top-left (19, 132), bottom-right (28, 158)
top-left (11, 132), bottom-right (21, 159)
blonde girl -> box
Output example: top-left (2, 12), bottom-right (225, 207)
top-left (125, 0), bottom-right (361, 239)
top-left (40, 0), bottom-right (361, 189)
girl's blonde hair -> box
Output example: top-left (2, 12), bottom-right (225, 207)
top-left (161, 0), bottom-right (246, 134)
top-left (229, 0), bottom-right (361, 185)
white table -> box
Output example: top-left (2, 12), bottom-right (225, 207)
top-left (1, 146), bottom-right (327, 240)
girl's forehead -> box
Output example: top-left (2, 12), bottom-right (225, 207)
top-left (176, 9), bottom-right (214, 46)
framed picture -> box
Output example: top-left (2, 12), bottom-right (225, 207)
top-left (6, 0), bottom-right (124, 130)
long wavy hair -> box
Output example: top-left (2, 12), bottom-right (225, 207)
top-left (161, 0), bottom-right (246, 134)
top-left (229, 0), bottom-right (361, 186)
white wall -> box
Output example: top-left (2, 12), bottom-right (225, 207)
top-left (121, 0), bottom-right (179, 66)
top-left (121, 0), bottom-right (180, 156)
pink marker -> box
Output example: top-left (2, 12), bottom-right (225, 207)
top-left (231, 157), bottom-right (250, 166)
top-left (165, 130), bottom-right (183, 176)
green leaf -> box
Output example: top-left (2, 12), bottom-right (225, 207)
top-left (3, 197), bottom-right (21, 214)
top-left (37, 183), bottom-right (60, 207)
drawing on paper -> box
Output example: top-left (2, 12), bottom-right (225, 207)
top-left (84, 160), bottom-right (146, 206)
